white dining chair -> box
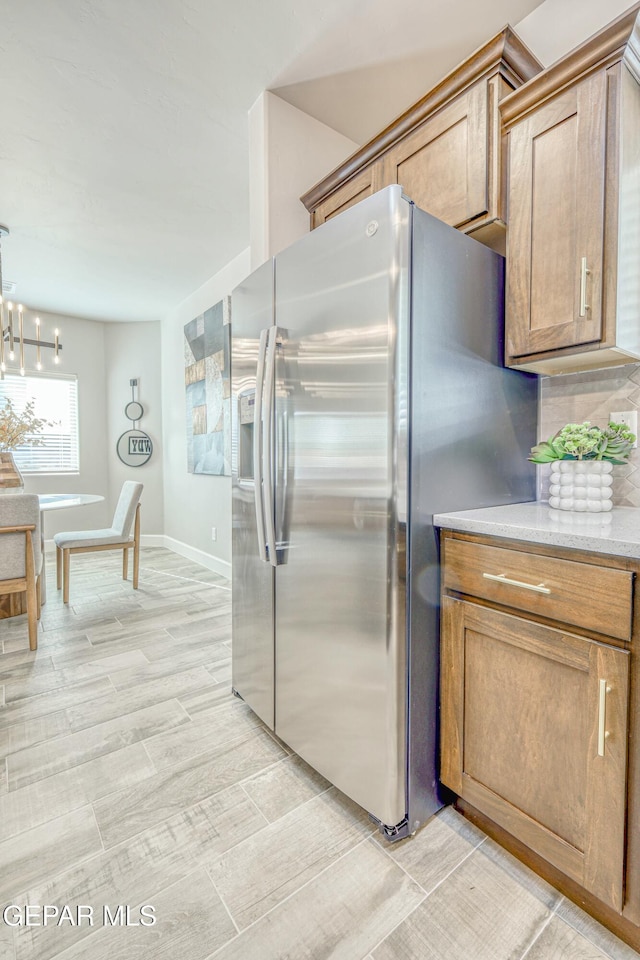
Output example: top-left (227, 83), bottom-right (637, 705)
top-left (0, 493), bottom-right (42, 649)
top-left (54, 481), bottom-right (143, 604)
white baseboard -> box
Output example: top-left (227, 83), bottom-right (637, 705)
top-left (160, 536), bottom-right (232, 579)
top-left (44, 534), bottom-right (231, 580)
top-left (140, 534), bottom-right (165, 548)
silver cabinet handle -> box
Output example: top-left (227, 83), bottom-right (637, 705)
top-left (482, 572), bottom-right (551, 595)
top-left (579, 256), bottom-right (590, 318)
top-left (262, 326), bottom-right (278, 567)
top-left (598, 678), bottom-right (612, 757)
top-left (253, 329), bottom-right (269, 563)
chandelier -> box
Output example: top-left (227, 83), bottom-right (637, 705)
top-left (0, 225), bottom-right (61, 378)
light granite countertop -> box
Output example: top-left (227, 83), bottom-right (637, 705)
top-left (433, 501), bottom-right (640, 559)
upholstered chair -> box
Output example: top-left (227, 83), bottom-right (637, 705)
top-left (0, 493), bottom-right (42, 649)
top-left (54, 481), bottom-right (143, 604)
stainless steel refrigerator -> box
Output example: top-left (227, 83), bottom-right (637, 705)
top-left (231, 185), bottom-right (536, 839)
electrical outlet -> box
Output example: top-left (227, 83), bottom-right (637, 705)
top-left (211, 526), bottom-right (217, 541)
top-left (610, 410), bottom-right (638, 447)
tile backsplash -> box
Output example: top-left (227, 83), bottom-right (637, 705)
top-left (539, 364), bottom-right (640, 506)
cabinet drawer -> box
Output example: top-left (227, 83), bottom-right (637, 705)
top-left (443, 538), bottom-right (633, 641)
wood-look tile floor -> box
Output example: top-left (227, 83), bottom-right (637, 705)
top-left (0, 547), bottom-right (638, 960)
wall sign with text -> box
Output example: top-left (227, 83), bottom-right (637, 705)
top-left (117, 429), bottom-right (153, 467)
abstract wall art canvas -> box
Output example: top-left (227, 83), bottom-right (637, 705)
top-left (184, 297), bottom-right (231, 476)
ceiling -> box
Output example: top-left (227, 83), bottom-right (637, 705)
top-left (0, 0), bottom-right (550, 324)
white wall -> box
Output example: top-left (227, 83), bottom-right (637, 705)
top-left (104, 321), bottom-right (164, 535)
top-left (515, 0), bottom-right (634, 66)
top-left (160, 248), bottom-right (251, 576)
top-left (249, 91), bottom-right (358, 268)
top-left (20, 311), bottom-right (112, 539)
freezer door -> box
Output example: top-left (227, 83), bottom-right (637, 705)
top-left (274, 185), bottom-right (411, 827)
top-left (231, 259), bottom-right (275, 729)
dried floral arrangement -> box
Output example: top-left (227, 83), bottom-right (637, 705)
top-left (0, 398), bottom-right (54, 451)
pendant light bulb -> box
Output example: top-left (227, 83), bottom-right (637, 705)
top-left (7, 300), bottom-right (14, 358)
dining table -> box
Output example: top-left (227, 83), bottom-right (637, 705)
top-left (0, 492), bottom-right (104, 617)
top-left (37, 493), bottom-right (105, 513)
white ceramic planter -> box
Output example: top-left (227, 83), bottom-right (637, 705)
top-left (548, 460), bottom-right (613, 512)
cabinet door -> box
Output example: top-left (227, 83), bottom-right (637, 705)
top-left (506, 70), bottom-right (607, 361)
top-left (441, 597), bottom-right (629, 911)
top-left (311, 161), bottom-right (385, 228)
top-left (383, 82), bottom-right (490, 230)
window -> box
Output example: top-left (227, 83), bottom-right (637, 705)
top-left (0, 374), bottom-right (79, 474)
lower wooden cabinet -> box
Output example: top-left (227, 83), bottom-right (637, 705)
top-left (438, 529), bottom-right (640, 950)
top-left (440, 596), bottom-right (629, 911)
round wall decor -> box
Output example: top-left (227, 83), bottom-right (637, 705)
top-left (125, 400), bottom-right (144, 422)
top-left (117, 429), bottom-right (153, 467)
top-left (117, 379), bottom-right (153, 466)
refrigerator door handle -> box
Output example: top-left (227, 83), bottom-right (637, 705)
top-left (263, 325), bottom-right (279, 567)
top-left (253, 328), bottom-right (269, 563)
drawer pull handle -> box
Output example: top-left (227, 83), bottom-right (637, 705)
top-left (579, 256), bottom-right (590, 318)
top-left (482, 572), bottom-right (551, 595)
top-left (598, 679), bottom-right (612, 757)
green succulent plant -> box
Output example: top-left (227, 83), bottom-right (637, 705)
top-left (529, 421), bottom-right (636, 465)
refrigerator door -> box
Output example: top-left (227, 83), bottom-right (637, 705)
top-left (273, 185), bottom-right (411, 827)
top-left (231, 259), bottom-right (275, 730)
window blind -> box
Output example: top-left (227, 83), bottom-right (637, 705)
top-left (0, 374), bottom-right (79, 474)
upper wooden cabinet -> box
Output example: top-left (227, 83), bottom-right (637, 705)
top-left (308, 162), bottom-right (385, 226)
top-left (503, 5), bottom-right (640, 374)
top-left (302, 28), bottom-right (542, 251)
